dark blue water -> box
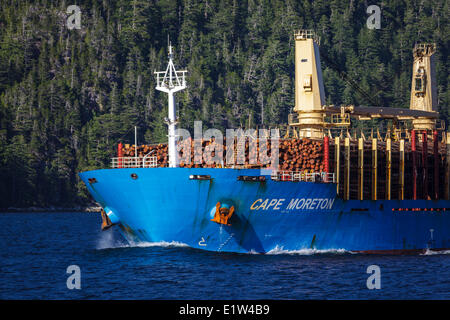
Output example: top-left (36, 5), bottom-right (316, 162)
top-left (1, 212), bottom-right (449, 299)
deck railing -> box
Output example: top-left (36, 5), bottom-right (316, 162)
top-left (271, 171), bottom-right (335, 183)
top-left (111, 157), bottom-right (158, 168)
top-left (110, 159), bottom-right (335, 183)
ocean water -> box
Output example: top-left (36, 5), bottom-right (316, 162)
top-left (0, 212), bottom-right (449, 300)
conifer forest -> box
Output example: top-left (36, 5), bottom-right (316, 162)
top-left (0, 0), bottom-right (448, 208)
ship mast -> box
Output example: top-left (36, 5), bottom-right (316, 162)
top-left (155, 43), bottom-right (187, 168)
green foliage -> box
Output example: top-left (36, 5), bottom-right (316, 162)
top-left (0, 0), bottom-right (448, 208)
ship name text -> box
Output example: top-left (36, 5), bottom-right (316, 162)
top-left (250, 198), bottom-right (335, 211)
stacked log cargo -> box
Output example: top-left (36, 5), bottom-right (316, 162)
top-left (119, 136), bottom-right (447, 200)
top-left (333, 138), bottom-right (447, 201)
top-left (119, 138), bottom-right (325, 171)
top-left (120, 143), bottom-right (169, 167)
top-left (279, 139), bottom-right (324, 172)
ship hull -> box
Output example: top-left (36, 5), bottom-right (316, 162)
top-left (79, 168), bottom-right (450, 254)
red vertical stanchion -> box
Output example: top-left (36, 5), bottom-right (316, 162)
top-left (323, 135), bottom-right (329, 182)
top-left (434, 130), bottom-right (439, 200)
top-left (118, 142), bottom-right (123, 168)
top-left (422, 131), bottom-right (428, 199)
top-left (412, 130), bottom-right (417, 200)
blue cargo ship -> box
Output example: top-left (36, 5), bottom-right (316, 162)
top-left (79, 31), bottom-right (450, 254)
top-left (79, 168), bottom-right (450, 254)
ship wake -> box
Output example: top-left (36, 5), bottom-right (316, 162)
top-left (122, 240), bottom-right (190, 249)
top-left (421, 249), bottom-right (450, 256)
top-left (96, 231), bottom-right (189, 250)
top-left (255, 245), bottom-right (353, 255)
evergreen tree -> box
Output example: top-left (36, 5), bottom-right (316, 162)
top-left (0, 0), bottom-right (448, 208)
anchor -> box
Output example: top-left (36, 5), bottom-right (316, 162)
top-left (210, 202), bottom-right (234, 226)
top-left (100, 208), bottom-right (113, 231)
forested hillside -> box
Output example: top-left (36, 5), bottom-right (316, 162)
top-left (0, 0), bottom-right (448, 208)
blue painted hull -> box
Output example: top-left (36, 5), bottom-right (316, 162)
top-left (79, 168), bottom-right (450, 254)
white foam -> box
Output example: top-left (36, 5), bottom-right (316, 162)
top-left (421, 249), bottom-right (450, 256)
top-left (96, 233), bottom-right (189, 250)
top-left (125, 240), bottom-right (190, 248)
top-left (96, 230), bottom-right (119, 249)
top-left (264, 245), bottom-right (352, 255)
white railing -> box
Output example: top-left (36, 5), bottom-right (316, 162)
top-left (111, 157), bottom-right (158, 169)
top-left (271, 171), bottom-right (336, 183)
top-left (155, 70), bottom-right (187, 90)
